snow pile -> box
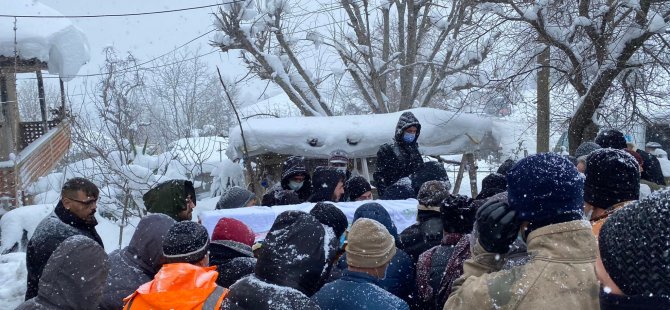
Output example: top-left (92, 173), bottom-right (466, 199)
top-left (227, 108), bottom-right (510, 160)
top-left (209, 159), bottom-right (246, 197)
top-left (0, 204), bottom-right (53, 254)
top-left (0, 252), bottom-right (26, 309)
top-left (1, 0), bottom-right (90, 81)
top-left (167, 136), bottom-right (229, 176)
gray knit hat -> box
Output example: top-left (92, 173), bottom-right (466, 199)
top-left (216, 186), bottom-right (256, 209)
top-left (162, 222), bottom-right (210, 264)
top-left (575, 141), bottom-right (601, 159)
top-left (346, 218), bottom-right (396, 268)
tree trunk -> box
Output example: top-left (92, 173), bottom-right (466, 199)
top-left (536, 46), bottom-right (550, 153)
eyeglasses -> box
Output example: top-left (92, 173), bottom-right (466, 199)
top-left (65, 196), bottom-right (98, 207)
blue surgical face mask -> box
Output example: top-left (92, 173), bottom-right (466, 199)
top-left (403, 133), bottom-right (416, 143)
top-left (288, 181), bottom-right (304, 191)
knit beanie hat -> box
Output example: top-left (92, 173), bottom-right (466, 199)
top-left (497, 158), bottom-right (516, 176)
top-left (440, 194), bottom-right (476, 234)
top-left (346, 218), bottom-right (396, 268)
top-left (599, 189), bottom-right (670, 297)
top-left (216, 186), bottom-right (256, 209)
top-left (595, 129), bottom-right (627, 150)
top-left (476, 173), bottom-right (507, 200)
top-left (329, 149), bottom-right (349, 164)
top-left (575, 141), bottom-right (602, 160)
top-left (162, 221), bottom-right (210, 264)
top-left (345, 176), bottom-right (372, 201)
top-left (310, 202), bottom-right (349, 239)
top-left (507, 153), bottom-right (584, 222)
top-left (417, 180), bottom-right (451, 211)
top-left (410, 161), bottom-right (450, 194)
top-left (584, 148), bottom-right (640, 210)
top-left (211, 217), bottom-right (255, 246)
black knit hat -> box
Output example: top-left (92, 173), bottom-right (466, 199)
top-left (410, 161), bottom-right (450, 194)
top-left (440, 194), bottom-right (476, 233)
top-left (497, 159), bottom-right (516, 176)
top-left (595, 129), bottom-right (627, 150)
top-left (599, 189), bottom-right (670, 297)
top-left (162, 221), bottom-right (210, 264)
top-left (584, 148), bottom-right (640, 210)
top-left (345, 176), bottom-right (372, 201)
top-left (476, 173), bottom-right (507, 200)
top-left (417, 180), bottom-right (451, 209)
top-left (310, 202), bottom-right (349, 239)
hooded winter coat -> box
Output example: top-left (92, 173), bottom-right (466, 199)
top-left (334, 203), bottom-right (415, 303)
top-left (309, 167), bottom-right (345, 203)
top-left (416, 233), bottom-right (464, 309)
top-left (399, 211), bottom-right (443, 262)
top-left (17, 235), bottom-right (110, 310)
top-left (210, 240), bottom-right (257, 288)
top-left (373, 111), bottom-right (424, 196)
top-left (100, 214), bottom-right (176, 310)
top-left (221, 211), bottom-right (338, 309)
top-left (123, 263), bottom-right (228, 309)
top-left (637, 149), bottom-right (667, 186)
top-left (261, 156), bottom-right (312, 206)
top-left (444, 220), bottom-right (599, 310)
top-left (312, 270), bottom-right (410, 310)
top-left (25, 201), bottom-right (104, 300)
top-left (142, 179), bottom-right (196, 221)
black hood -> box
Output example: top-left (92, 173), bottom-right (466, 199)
top-left (255, 211), bottom-right (338, 296)
top-left (279, 156), bottom-right (312, 197)
top-left (308, 167), bottom-right (345, 203)
top-left (122, 214), bottom-right (175, 275)
top-left (37, 235), bottom-right (109, 309)
top-left (394, 111), bottom-right (421, 143)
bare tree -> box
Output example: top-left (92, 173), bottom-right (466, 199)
top-left (16, 80), bottom-right (60, 121)
top-left (477, 0), bottom-right (670, 153)
top-left (213, 0), bottom-right (500, 115)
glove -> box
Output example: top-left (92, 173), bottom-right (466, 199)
top-left (476, 199), bottom-right (520, 254)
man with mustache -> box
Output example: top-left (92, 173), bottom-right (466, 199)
top-left (25, 177), bottom-right (104, 300)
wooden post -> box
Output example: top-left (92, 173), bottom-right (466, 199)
top-left (0, 67), bottom-right (19, 160)
top-left (59, 78), bottom-right (66, 118)
top-left (452, 155), bottom-right (467, 194)
top-left (36, 70), bottom-right (48, 132)
top-left (465, 152), bottom-right (478, 198)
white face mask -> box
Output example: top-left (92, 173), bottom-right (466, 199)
top-left (583, 208), bottom-right (593, 221)
top-left (336, 167), bottom-right (347, 173)
top-left (288, 181), bottom-right (304, 191)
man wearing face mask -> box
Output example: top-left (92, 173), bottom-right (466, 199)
top-left (329, 149), bottom-right (352, 180)
top-left (445, 153), bottom-right (599, 310)
top-left (373, 111), bottom-right (424, 197)
top-left (261, 156), bottom-right (313, 206)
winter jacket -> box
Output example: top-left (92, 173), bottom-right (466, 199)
top-left (25, 202), bottom-right (104, 300)
top-left (142, 179), bottom-right (196, 221)
top-left (221, 211), bottom-right (338, 309)
top-left (345, 202), bottom-right (416, 302)
top-left (17, 235), bottom-right (109, 310)
top-left (100, 214), bottom-right (175, 310)
top-left (399, 211), bottom-right (444, 262)
top-left (210, 240), bottom-right (256, 288)
top-left (312, 270), bottom-right (409, 310)
top-left (416, 233), bottom-right (463, 309)
top-left (599, 290), bottom-right (670, 310)
top-left (374, 111), bottom-right (424, 196)
top-left (261, 156), bottom-right (312, 206)
top-left (216, 186), bottom-right (256, 209)
top-left (309, 167), bottom-right (345, 203)
top-left (637, 149), bottom-right (667, 186)
top-left (123, 263), bottom-right (228, 310)
top-left (444, 220), bottom-right (599, 310)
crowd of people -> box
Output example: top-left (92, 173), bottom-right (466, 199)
top-left (18, 112), bottom-right (670, 309)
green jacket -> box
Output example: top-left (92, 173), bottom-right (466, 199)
top-left (445, 220), bottom-right (599, 310)
top-left (142, 180), bottom-right (195, 221)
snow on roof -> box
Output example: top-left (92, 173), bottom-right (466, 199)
top-left (226, 108), bottom-right (505, 160)
top-left (1, 0), bottom-right (90, 81)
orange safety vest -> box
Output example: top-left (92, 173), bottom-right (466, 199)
top-left (123, 263), bottom-right (228, 310)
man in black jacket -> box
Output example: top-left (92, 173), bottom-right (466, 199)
top-left (373, 111), bottom-right (424, 196)
top-left (638, 142), bottom-right (667, 186)
top-left (25, 177), bottom-right (104, 300)
top-left (262, 156), bottom-right (313, 206)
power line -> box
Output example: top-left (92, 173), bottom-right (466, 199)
top-left (0, 2), bottom-right (243, 19)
